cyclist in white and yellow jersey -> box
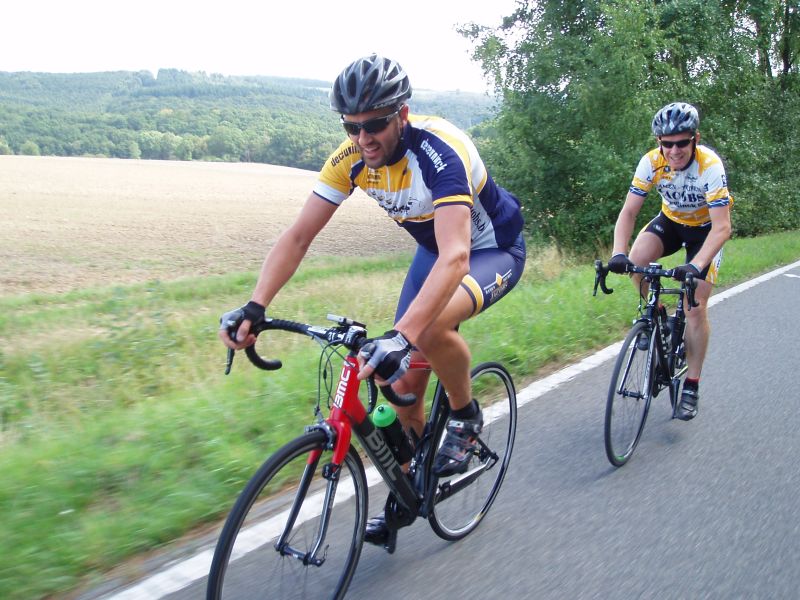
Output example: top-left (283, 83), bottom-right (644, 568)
top-left (219, 54), bottom-right (526, 549)
top-left (608, 102), bottom-right (732, 421)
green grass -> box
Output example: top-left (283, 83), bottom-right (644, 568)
top-left (1, 232), bottom-right (799, 599)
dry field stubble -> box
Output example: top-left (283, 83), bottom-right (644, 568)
top-left (1, 155), bottom-right (415, 296)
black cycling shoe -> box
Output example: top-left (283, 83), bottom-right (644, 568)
top-left (363, 513), bottom-right (397, 553)
top-left (675, 387), bottom-right (699, 421)
top-left (432, 409), bottom-right (483, 477)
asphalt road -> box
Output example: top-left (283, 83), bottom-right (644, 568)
top-left (99, 261), bottom-right (800, 600)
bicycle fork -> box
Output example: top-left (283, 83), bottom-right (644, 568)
top-left (275, 451), bottom-right (339, 567)
top-left (617, 337), bottom-right (648, 401)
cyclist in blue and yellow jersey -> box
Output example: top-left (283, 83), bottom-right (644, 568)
top-left (219, 54), bottom-right (526, 548)
top-left (608, 102), bottom-right (732, 421)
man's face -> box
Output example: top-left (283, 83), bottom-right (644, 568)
top-left (341, 105), bottom-right (407, 169)
top-left (658, 132), bottom-right (697, 170)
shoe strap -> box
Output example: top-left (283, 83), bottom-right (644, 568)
top-left (438, 433), bottom-right (476, 461)
top-left (681, 388), bottom-right (698, 407)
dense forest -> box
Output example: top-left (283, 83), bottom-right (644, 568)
top-left (0, 69), bottom-right (496, 171)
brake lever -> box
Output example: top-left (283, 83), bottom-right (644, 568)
top-left (366, 377), bottom-right (378, 415)
top-left (593, 260), bottom-right (614, 296)
top-left (224, 347), bottom-right (235, 375)
top-left (593, 260), bottom-right (602, 296)
top-left (685, 274), bottom-right (700, 309)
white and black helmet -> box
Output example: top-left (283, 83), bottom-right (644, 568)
top-left (330, 54), bottom-right (412, 115)
top-left (651, 102), bottom-right (699, 136)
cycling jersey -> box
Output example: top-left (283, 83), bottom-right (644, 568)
top-left (313, 114), bottom-right (524, 253)
top-left (629, 145), bottom-right (732, 227)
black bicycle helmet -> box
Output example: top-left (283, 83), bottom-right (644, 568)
top-left (330, 54), bottom-right (412, 115)
top-left (651, 102), bottom-right (699, 136)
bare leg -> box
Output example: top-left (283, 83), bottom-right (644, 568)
top-left (629, 231), bottom-right (664, 296)
top-left (684, 279), bottom-right (712, 379)
top-left (392, 286), bottom-right (474, 437)
top-left (392, 351), bottom-right (430, 437)
top-left (413, 287), bottom-right (474, 412)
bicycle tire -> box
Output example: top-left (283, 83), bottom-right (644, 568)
top-left (428, 362), bottom-right (517, 541)
top-left (604, 321), bottom-right (655, 467)
top-left (206, 429), bottom-right (368, 600)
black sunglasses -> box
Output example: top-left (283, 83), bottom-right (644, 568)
top-left (341, 108), bottom-right (400, 136)
top-left (660, 137), bottom-right (694, 149)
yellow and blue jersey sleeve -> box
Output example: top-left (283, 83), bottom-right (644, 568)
top-left (315, 140), bottom-right (361, 206)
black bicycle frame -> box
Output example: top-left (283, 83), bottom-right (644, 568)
top-left (639, 268), bottom-right (690, 405)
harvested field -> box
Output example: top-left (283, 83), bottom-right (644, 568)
top-left (0, 155), bottom-right (415, 296)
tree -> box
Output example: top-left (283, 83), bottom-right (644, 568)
top-left (113, 140), bottom-right (141, 159)
top-left (463, 0), bottom-right (800, 250)
top-left (19, 140), bottom-right (41, 156)
top-left (137, 131), bottom-right (165, 159)
top-left (207, 124), bottom-right (245, 160)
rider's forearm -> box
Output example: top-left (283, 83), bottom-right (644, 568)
top-left (394, 249), bottom-right (469, 344)
top-left (612, 212), bottom-right (636, 255)
top-left (690, 223), bottom-right (731, 271)
top-left (249, 193), bottom-right (338, 310)
top-left (612, 194), bottom-right (642, 254)
top-left (250, 230), bottom-right (311, 308)
top-left (395, 204), bottom-right (471, 344)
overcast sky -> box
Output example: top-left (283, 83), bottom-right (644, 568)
top-left (3, 0), bottom-right (518, 93)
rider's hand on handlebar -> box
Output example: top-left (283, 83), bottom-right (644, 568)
top-left (672, 262), bottom-right (701, 281)
top-left (608, 253), bottom-right (634, 274)
top-left (357, 329), bottom-right (412, 385)
top-left (218, 301), bottom-right (266, 350)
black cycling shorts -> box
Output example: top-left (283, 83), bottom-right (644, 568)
top-left (642, 212), bottom-right (722, 283)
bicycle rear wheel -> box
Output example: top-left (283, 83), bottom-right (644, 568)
top-left (605, 321), bottom-right (655, 467)
top-left (429, 362), bottom-right (517, 541)
top-left (206, 429), bottom-right (368, 600)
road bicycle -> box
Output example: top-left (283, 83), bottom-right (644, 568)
top-left (594, 260), bottom-right (698, 467)
top-left (206, 313), bottom-right (517, 599)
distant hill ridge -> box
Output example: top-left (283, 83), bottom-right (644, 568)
top-left (0, 69), bottom-right (496, 170)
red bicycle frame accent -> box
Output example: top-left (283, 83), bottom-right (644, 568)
top-left (327, 355), bottom-right (365, 465)
top-left (306, 354), bottom-right (429, 511)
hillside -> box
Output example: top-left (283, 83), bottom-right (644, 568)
top-left (0, 69), bottom-right (497, 170)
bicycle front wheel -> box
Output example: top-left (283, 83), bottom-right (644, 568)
top-left (429, 362), bottom-right (517, 541)
top-left (207, 429), bottom-right (368, 600)
top-left (605, 321), bottom-right (655, 467)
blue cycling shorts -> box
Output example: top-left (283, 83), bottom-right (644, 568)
top-left (395, 234), bottom-right (527, 322)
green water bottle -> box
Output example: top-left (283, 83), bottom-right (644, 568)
top-left (372, 404), bottom-right (413, 463)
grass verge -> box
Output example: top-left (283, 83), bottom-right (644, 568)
top-left (1, 231), bottom-right (799, 599)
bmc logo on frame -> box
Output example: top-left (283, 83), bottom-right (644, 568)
top-left (333, 366), bottom-right (350, 407)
